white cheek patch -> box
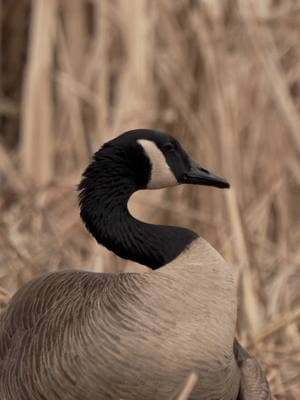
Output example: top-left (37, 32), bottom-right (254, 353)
top-left (137, 139), bottom-right (178, 189)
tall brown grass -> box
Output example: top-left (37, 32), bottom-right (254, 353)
top-left (1, 1), bottom-right (300, 398)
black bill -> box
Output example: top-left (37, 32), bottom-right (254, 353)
top-left (180, 159), bottom-right (230, 189)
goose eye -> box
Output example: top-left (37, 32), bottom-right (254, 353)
top-left (162, 142), bottom-right (174, 152)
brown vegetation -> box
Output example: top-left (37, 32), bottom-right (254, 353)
top-left (1, 0), bottom-right (300, 398)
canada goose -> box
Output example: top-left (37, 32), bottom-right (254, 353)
top-left (0, 129), bottom-right (270, 400)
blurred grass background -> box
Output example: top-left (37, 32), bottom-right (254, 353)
top-left (0, 0), bottom-right (300, 398)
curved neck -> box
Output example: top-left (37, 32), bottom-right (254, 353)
top-left (79, 152), bottom-right (198, 269)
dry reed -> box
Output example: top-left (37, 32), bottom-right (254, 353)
top-left (1, 0), bottom-right (300, 398)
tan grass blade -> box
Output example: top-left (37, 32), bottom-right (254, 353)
top-left (170, 372), bottom-right (198, 400)
top-left (20, 0), bottom-right (57, 185)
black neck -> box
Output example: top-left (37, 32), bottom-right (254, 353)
top-left (79, 150), bottom-right (198, 269)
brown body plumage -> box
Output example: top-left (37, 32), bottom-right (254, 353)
top-left (0, 240), bottom-right (239, 400)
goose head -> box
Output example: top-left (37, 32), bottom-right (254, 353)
top-left (95, 129), bottom-right (230, 191)
top-left (79, 129), bottom-right (230, 268)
